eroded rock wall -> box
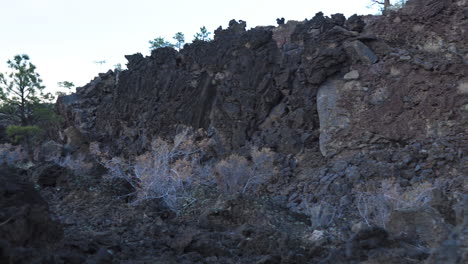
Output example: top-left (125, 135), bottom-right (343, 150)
top-left (58, 14), bottom-right (357, 157)
top-left (58, 0), bottom-right (467, 161)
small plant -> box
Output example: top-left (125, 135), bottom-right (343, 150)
top-left (355, 179), bottom-right (435, 227)
top-left (149, 37), bottom-right (174, 51)
top-left (193, 26), bottom-right (211, 41)
top-left (214, 147), bottom-right (278, 195)
top-left (173, 32), bottom-right (185, 51)
top-left (57, 81), bottom-right (75, 93)
top-left (114, 63), bottom-right (123, 72)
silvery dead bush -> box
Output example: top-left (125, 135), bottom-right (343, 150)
top-left (355, 179), bottom-right (436, 227)
top-left (93, 129), bottom-right (209, 213)
top-left (214, 147), bottom-right (278, 195)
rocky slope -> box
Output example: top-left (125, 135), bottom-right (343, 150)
top-left (3, 0), bottom-right (467, 263)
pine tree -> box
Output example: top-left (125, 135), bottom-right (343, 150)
top-left (173, 32), bottom-right (185, 51)
top-left (149, 37), bottom-right (174, 51)
top-left (0, 54), bottom-right (51, 126)
top-left (193, 26), bottom-right (211, 41)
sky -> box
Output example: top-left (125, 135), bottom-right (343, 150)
top-left (0, 0), bottom-right (379, 94)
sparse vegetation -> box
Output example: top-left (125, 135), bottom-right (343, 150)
top-left (0, 55), bottom-right (62, 157)
top-left (92, 129), bottom-right (278, 212)
top-left (173, 32), bottom-right (185, 51)
top-left (214, 147), bottom-right (278, 195)
top-left (149, 37), bottom-right (174, 51)
top-left (355, 179), bottom-right (436, 227)
top-left (193, 26), bottom-right (211, 41)
top-left (91, 129), bottom-right (210, 212)
top-left (58, 81), bottom-right (75, 92)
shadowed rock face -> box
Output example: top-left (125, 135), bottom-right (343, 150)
top-left (0, 166), bottom-right (63, 263)
top-left (57, 14), bottom-right (355, 157)
top-left (57, 0), bottom-right (467, 160)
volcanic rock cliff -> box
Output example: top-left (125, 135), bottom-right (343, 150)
top-left (40, 0), bottom-right (468, 262)
top-left (58, 0), bottom-right (467, 157)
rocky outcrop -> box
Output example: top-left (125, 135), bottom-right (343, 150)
top-left (55, 0), bottom-right (467, 263)
top-left (58, 0), bottom-right (467, 160)
top-left (57, 13), bottom-right (358, 156)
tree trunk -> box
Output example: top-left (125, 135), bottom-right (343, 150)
top-left (384, 0), bottom-right (391, 10)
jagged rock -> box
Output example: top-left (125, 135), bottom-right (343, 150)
top-left (317, 79), bottom-right (350, 157)
top-left (427, 224), bottom-right (468, 264)
top-left (276, 17), bottom-right (285, 25)
top-left (346, 226), bottom-right (389, 260)
top-left (387, 207), bottom-right (451, 248)
top-left (58, 13), bottom-right (358, 157)
top-left (58, 0), bottom-right (467, 161)
top-left (343, 70), bottom-right (360, 80)
top-left (38, 140), bottom-right (63, 162)
top-left (63, 126), bottom-right (87, 153)
top-left (345, 14), bottom-right (365, 32)
top-left (344, 40), bottom-right (379, 64)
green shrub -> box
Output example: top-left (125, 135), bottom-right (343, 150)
top-left (6, 125), bottom-right (43, 144)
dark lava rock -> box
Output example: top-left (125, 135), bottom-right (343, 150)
top-left (345, 14), bottom-right (365, 32)
top-left (0, 166), bottom-right (63, 263)
top-left (32, 162), bottom-right (68, 187)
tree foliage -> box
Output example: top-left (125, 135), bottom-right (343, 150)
top-left (193, 26), bottom-right (211, 42)
top-left (6, 125), bottom-right (42, 144)
top-left (149, 37), bottom-right (174, 51)
top-left (58, 81), bottom-right (75, 91)
top-left (56, 81), bottom-right (75, 96)
top-left (0, 55), bottom-right (62, 152)
top-left (173, 32), bottom-right (185, 51)
top-left (0, 54), bottom-right (53, 126)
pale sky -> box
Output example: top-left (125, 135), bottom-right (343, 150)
top-left (0, 0), bottom-right (379, 94)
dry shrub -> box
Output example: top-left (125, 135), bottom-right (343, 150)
top-left (93, 129), bottom-right (209, 212)
top-left (214, 147), bottom-right (278, 195)
top-left (93, 129), bottom-right (279, 211)
top-left (355, 179), bottom-right (436, 227)
top-left (307, 200), bottom-right (337, 229)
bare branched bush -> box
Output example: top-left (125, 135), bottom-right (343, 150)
top-left (355, 179), bottom-right (436, 227)
top-left (93, 129), bottom-right (209, 212)
top-left (214, 147), bottom-right (278, 195)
